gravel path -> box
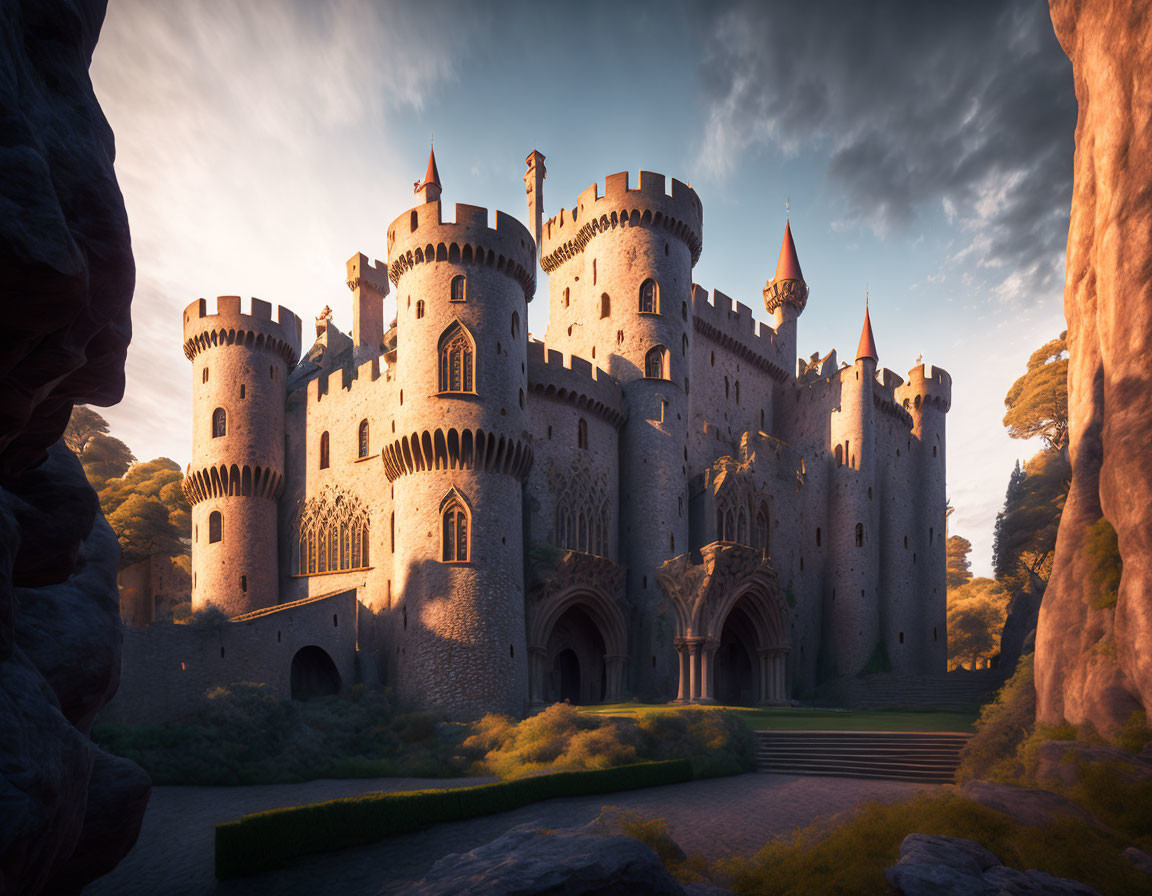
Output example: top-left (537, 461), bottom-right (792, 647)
top-left (84, 773), bottom-right (936, 895)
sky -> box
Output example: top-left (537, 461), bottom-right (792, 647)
top-left (89, 0), bottom-right (1074, 577)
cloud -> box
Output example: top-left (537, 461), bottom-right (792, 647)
top-left (90, 0), bottom-right (483, 465)
top-left (695, 0), bottom-right (1075, 302)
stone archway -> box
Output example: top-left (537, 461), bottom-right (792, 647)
top-left (290, 645), bottom-right (341, 700)
top-left (527, 583), bottom-right (627, 709)
top-left (715, 601), bottom-right (758, 705)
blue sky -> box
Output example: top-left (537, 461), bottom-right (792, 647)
top-left (89, 0), bottom-right (1073, 575)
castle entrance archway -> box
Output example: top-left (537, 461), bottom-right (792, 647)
top-left (290, 645), bottom-right (341, 700)
top-left (715, 601), bottom-right (757, 705)
top-left (528, 584), bottom-right (627, 709)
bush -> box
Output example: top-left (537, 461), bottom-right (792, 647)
top-left (462, 704), bottom-right (754, 779)
top-left (956, 653), bottom-right (1036, 782)
top-left (215, 759), bottom-right (694, 878)
top-left (708, 792), bottom-right (1151, 896)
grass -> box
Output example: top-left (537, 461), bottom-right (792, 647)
top-left (581, 702), bottom-right (977, 733)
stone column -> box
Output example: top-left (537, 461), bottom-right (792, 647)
top-left (687, 641), bottom-right (699, 702)
top-left (757, 648), bottom-right (772, 705)
top-left (674, 642), bottom-right (689, 702)
top-left (605, 655), bottom-right (627, 703)
top-left (700, 639), bottom-right (718, 703)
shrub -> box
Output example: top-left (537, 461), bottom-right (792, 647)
top-left (709, 792), bottom-right (1150, 896)
top-left (956, 652), bottom-right (1036, 782)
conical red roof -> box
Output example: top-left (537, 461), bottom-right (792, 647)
top-left (774, 220), bottom-right (804, 283)
top-left (856, 304), bottom-right (878, 362)
top-left (423, 144), bottom-right (441, 188)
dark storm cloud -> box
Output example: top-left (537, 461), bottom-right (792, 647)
top-left (695, 0), bottom-right (1075, 302)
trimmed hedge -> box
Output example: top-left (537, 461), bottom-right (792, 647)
top-left (215, 758), bottom-right (695, 878)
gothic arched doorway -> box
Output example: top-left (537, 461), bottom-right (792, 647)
top-left (715, 601), bottom-right (758, 705)
top-left (290, 645), bottom-right (341, 700)
top-left (546, 605), bottom-right (607, 705)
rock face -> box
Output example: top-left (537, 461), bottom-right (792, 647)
top-left (0, 0), bottom-right (145, 893)
top-left (1035, 0), bottom-right (1152, 732)
top-left (885, 833), bottom-right (1101, 896)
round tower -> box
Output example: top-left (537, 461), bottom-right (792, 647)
top-left (541, 170), bottom-right (703, 699)
top-left (182, 296), bottom-right (302, 617)
top-left (896, 363), bottom-right (952, 673)
top-left (763, 218), bottom-right (808, 371)
top-left (825, 305), bottom-right (880, 678)
top-left (383, 156), bottom-right (536, 718)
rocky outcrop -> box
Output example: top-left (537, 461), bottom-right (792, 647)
top-left (388, 820), bottom-right (732, 896)
top-left (1034, 1), bottom-right (1152, 732)
top-left (885, 833), bottom-right (1101, 896)
top-left (958, 779), bottom-right (1095, 828)
top-left (0, 0), bottom-right (144, 893)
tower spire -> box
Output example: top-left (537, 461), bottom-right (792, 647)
top-left (856, 298), bottom-right (878, 363)
top-left (414, 142), bottom-right (442, 204)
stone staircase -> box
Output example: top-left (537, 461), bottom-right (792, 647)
top-left (823, 670), bottom-right (1006, 712)
top-left (755, 731), bottom-right (971, 783)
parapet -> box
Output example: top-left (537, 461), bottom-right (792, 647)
top-left (526, 339), bottom-right (625, 427)
top-left (540, 171), bottom-right (703, 272)
top-left (182, 296), bottom-right (302, 367)
top-left (346, 252), bottom-right (389, 295)
top-left (690, 285), bottom-right (789, 382)
top-left (872, 368), bottom-right (913, 427)
top-left (386, 201), bottom-right (536, 301)
top-left (304, 354), bottom-right (388, 404)
top-left (896, 363), bottom-right (952, 413)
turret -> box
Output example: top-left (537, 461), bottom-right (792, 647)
top-left (763, 218), bottom-right (808, 370)
top-left (896, 363), bottom-right (952, 672)
top-left (414, 144), bottom-right (442, 205)
top-left (347, 252), bottom-right (389, 362)
top-left (181, 296), bottom-right (302, 617)
top-left (540, 169), bottom-right (702, 699)
top-left (524, 150), bottom-right (545, 263)
top-left (382, 154), bottom-right (536, 718)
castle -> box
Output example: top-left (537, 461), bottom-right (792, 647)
top-left (177, 148), bottom-right (951, 719)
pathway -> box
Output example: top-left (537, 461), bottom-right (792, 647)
top-left (85, 773), bottom-right (936, 895)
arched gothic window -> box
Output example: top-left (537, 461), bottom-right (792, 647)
top-left (209, 510), bottom-right (222, 543)
top-left (639, 278), bottom-right (658, 313)
top-left (439, 322), bottom-right (475, 393)
top-left (212, 407), bottom-right (226, 438)
top-left (320, 431), bottom-right (330, 469)
top-left (441, 494), bottom-right (469, 562)
top-left (554, 480), bottom-right (609, 559)
top-left (645, 345), bottom-right (667, 379)
top-left (358, 420), bottom-right (370, 459)
top-left (450, 274), bottom-right (466, 302)
top-left (577, 418), bottom-right (588, 449)
top-left (295, 491), bottom-right (370, 575)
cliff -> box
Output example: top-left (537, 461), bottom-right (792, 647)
top-left (1035, 0), bottom-right (1152, 731)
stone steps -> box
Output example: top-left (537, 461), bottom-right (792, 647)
top-left (755, 731), bottom-right (970, 783)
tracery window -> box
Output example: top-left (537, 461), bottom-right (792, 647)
top-left (358, 419), bottom-right (370, 458)
top-left (295, 491), bottom-right (371, 575)
top-left (645, 345), bottom-right (667, 379)
top-left (755, 502), bottom-right (770, 558)
top-left (439, 322), bottom-right (475, 393)
top-left (441, 494), bottom-right (469, 562)
top-left (639, 278), bottom-right (658, 313)
top-left (212, 407), bottom-right (226, 438)
top-left (554, 472), bottom-right (609, 558)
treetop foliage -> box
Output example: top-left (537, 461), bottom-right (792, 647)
top-left (946, 535), bottom-right (973, 590)
top-left (1002, 331), bottom-right (1069, 452)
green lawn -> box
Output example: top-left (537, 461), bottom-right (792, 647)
top-left (579, 703), bottom-right (977, 733)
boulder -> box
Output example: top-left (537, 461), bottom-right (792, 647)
top-left (389, 822), bottom-right (726, 896)
top-left (584, 805), bottom-right (688, 865)
top-left (1035, 0), bottom-right (1152, 732)
top-left (959, 779), bottom-right (1095, 827)
top-left (0, 0), bottom-right (145, 892)
top-left (885, 833), bottom-right (1101, 896)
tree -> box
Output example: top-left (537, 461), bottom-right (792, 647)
top-left (106, 493), bottom-right (186, 568)
top-left (993, 449), bottom-right (1071, 592)
top-left (65, 405), bottom-right (135, 490)
top-left (947, 535), bottom-right (973, 590)
top-left (948, 577), bottom-right (1009, 670)
top-left (1002, 332), bottom-right (1069, 453)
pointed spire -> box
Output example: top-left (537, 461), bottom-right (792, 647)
top-left (414, 142), bottom-right (442, 203)
top-left (856, 299), bottom-right (878, 363)
top-left (774, 219), bottom-right (804, 284)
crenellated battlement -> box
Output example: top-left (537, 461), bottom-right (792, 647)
top-left (526, 339), bottom-right (626, 427)
top-left (540, 171), bottom-right (702, 272)
top-left (182, 296), bottom-right (302, 367)
top-left (896, 363), bottom-right (952, 413)
top-left (690, 284), bottom-right (790, 382)
top-left (302, 355), bottom-right (390, 405)
top-left (872, 368), bottom-right (914, 427)
top-left (346, 253), bottom-right (388, 294)
top-left (386, 201), bottom-right (536, 300)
